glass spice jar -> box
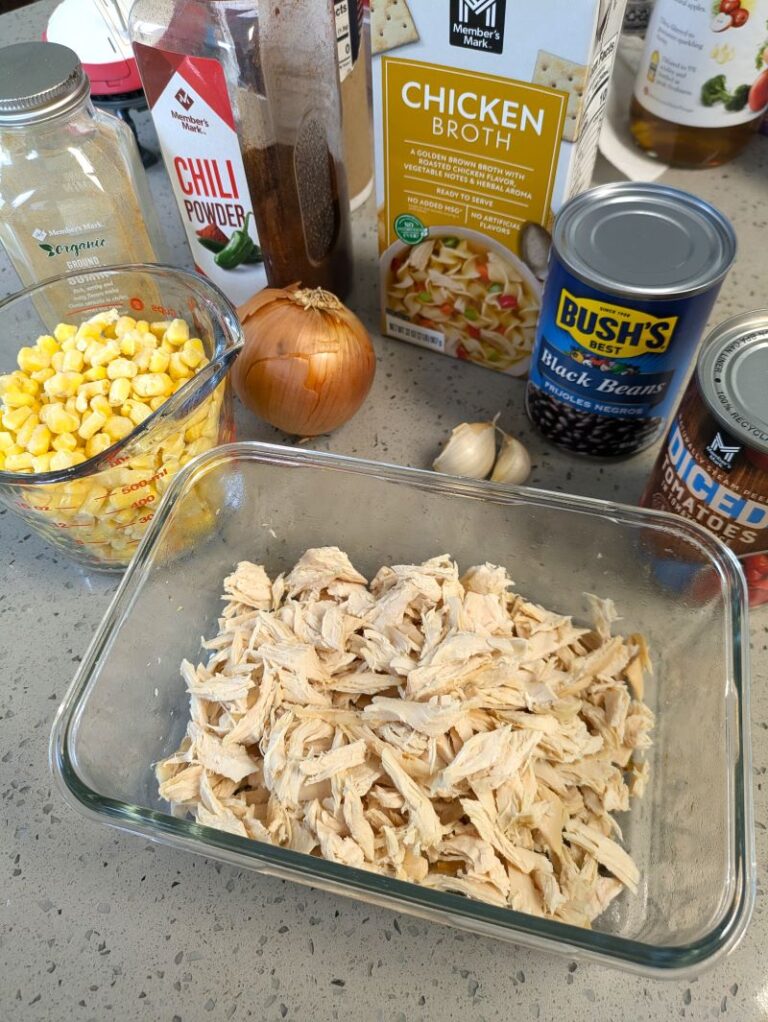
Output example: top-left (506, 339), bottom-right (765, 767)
top-left (0, 42), bottom-right (166, 303)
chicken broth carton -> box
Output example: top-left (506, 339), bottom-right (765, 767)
top-left (371, 0), bottom-right (624, 375)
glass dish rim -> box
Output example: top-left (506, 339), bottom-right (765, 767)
top-left (0, 262), bottom-right (243, 487)
top-left (49, 441), bottom-right (755, 978)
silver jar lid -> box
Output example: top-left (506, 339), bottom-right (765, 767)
top-left (697, 310), bottom-right (768, 455)
top-left (552, 182), bottom-right (737, 300)
top-left (0, 42), bottom-right (90, 126)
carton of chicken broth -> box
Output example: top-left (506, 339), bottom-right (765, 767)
top-left (371, 0), bottom-right (624, 374)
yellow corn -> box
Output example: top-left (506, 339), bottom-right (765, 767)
top-left (108, 377), bottom-right (132, 406)
top-left (90, 394), bottom-right (112, 418)
top-left (51, 432), bottom-right (78, 453)
top-left (15, 414), bottom-right (39, 449)
top-left (89, 340), bottom-right (121, 367)
top-left (44, 405), bottom-right (80, 435)
top-left (17, 346), bottom-right (50, 373)
top-left (38, 334), bottom-right (60, 355)
top-left (2, 389), bottom-right (36, 409)
top-left (119, 334), bottom-right (137, 357)
top-left (114, 315), bottom-right (136, 336)
top-left (103, 415), bottom-right (134, 440)
top-left (31, 367), bottom-right (56, 384)
top-left (148, 348), bottom-right (170, 374)
top-left (149, 321), bottom-right (168, 339)
top-left (78, 410), bottom-right (107, 440)
top-left (180, 341), bottom-right (204, 369)
top-left (51, 351), bottom-right (66, 372)
top-left (83, 365), bottom-right (107, 382)
top-left (168, 353), bottom-right (190, 381)
top-left (0, 431), bottom-right (14, 451)
top-left (26, 423), bottom-right (51, 456)
top-left (135, 319), bottom-right (150, 334)
top-left (44, 371), bottom-right (84, 399)
top-left (49, 450), bottom-right (78, 471)
top-left (60, 335), bottom-right (78, 352)
top-left (2, 406), bottom-right (33, 431)
top-left (149, 396), bottom-right (166, 411)
top-left (62, 349), bottom-right (85, 373)
top-left (124, 399), bottom-right (152, 426)
top-left (107, 357), bottom-right (138, 380)
top-left (133, 372), bottom-right (173, 399)
top-left (5, 451), bottom-right (34, 471)
top-left (31, 453), bottom-right (52, 473)
top-left (53, 323), bottom-right (75, 343)
top-left (64, 396), bottom-right (79, 417)
top-left (85, 432), bottom-right (113, 459)
top-left (164, 319), bottom-right (189, 346)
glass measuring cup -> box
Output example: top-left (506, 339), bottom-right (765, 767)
top-left (0, 264), bottom-right (242, 569)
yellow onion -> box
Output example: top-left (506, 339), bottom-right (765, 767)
top-left (233, 285), bottom-right (376, 436)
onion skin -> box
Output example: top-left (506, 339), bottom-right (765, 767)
top-left (233, 285), bottom-right (376, 436)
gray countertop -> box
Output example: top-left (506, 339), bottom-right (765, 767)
top-left (2, 4), bottom-right (767, 1021)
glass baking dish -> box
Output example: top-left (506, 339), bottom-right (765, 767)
top-left (50, 442), bottom-right (755, 977)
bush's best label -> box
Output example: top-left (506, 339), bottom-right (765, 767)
top-left (555, 289), bottom-right (678, 357)
top-left (530, 258), bottom-right (721, 423)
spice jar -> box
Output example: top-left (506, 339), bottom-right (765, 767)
top-left (0, 42), bottom-right (166, 301)
top-left (129, 0), bottom-right (355, 302)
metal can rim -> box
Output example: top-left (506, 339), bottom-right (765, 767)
top-left (552, 182), bottom-right (737, 300)
top-left (695, 310), bottom-right (768, 456)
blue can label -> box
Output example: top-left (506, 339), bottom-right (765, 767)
top-left (527, 257), bottom-right (723, 456)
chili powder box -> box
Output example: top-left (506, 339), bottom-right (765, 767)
top-left (370, 0), bottom-right (624, 375)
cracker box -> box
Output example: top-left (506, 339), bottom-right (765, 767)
top-left (371, 0), bottom-right (624, 375)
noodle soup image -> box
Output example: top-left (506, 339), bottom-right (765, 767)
top-left (381, 229), bottom-right (542, 375)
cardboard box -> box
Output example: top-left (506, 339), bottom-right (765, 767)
top-left (371, 0), bottom-right (624, 375)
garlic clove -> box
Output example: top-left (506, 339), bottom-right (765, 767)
top-left (433, 421), bottom-right (497, 479)
top-left (490, 432), bottom-right (531, 485)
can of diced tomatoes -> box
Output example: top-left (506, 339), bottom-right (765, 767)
top-left (642, 311), bottom-right (768, 607)
top-left (525, 182), bottom-right (736, 458)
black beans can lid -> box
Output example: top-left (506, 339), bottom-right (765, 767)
top-left (553, 182), bottom-right (737, 300)
top-left (697, 310), bottom-right (768, 455)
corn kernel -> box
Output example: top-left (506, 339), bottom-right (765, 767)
top-left (133, 372), bottom-right (173, 399)
top-left (31, 453), bottom-right (52, 473)
top-left (44, 371), bottom-right (84, 399)
top-left (184, 419), bottom-right (207, 442)
top-left (51, 351), bottom-right (65, 372)
top-left (78, 410), bottom-right (107, 440)
top-left (114, 316), bottom-right (137, 337)
top-left (38, 334), bottom-right (60, 354)
top-left (26, 424), bottom-right (51, 456)
top-left (53, 323), bottom-right (76, 343)
top-left (180, 341), bottom-right (204, 369)
top-left (60, 335), bottom-right (78, 352)
top-left (119, 334), bottom-right (137, 357)
top-left (148, 348), bottom-right (171, 374)
top-left (124, 399), bottom-right (152, 426)
top-left (91, 394), bottom-right (112, 417)
top-left (128, 453), bottom-right (156, 471)
top-left (103, 415), bottom-right (134, 440)
top-left (107, 357), bottom-right (138, 380)
top-left (5, 451), bottom-right (34, 471)
top-left (51, 431), bottom-right (78, 452)
top-left (108, 486), bottom-right (142, 510)
top-left (62, 349), bottom-right (84, 373)
top-left (2, 406), bottom-right (33, 431)
top-left (135, 319), bottom-right (150, 334)
top-left (0, 374), bottom-right (14, 394)
top-left (49, 450), bottom-right (78, 471)
top-left (64, 396), bottom-right (79, 417)
top-left (168, 353), bottom-right (190, 381)
top-left (149, 321), bottom-right (168, 339)
top-left (17, 346), bottom-right (50, 373)
top-left (0, 431), bottom-right (14, 451)
top-left (3, 388), bottom-right (36, 409)
top-left (165, 318), bottom-right (190, 346)
top-left (43, 405), bottom-right (80, 435)
top-left (108, 377), bottom-right (132, 406)
top-left (149, 396), bottom-right (166, 411)
top-left (89, 340), bottom-right (120, 367)
top-left (16, 414), bottom-right (40, 448)
top-left (70, 451), bottom-right (87, 467)
top-left (31, 367), bottom-right (55, 384)
top-left (83, 365), bottom-right (107, 382)
top-left (85, 432), bottom-right (113, 459)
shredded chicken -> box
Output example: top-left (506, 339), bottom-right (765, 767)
top-left (157, 548), bottom-right (654, 928)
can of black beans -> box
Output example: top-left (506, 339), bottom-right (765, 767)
top-left (525, 182), bottom-right (736, 459)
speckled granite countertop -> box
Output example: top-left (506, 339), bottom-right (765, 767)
top-left (1, 4), bottom-right (767, 1021)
